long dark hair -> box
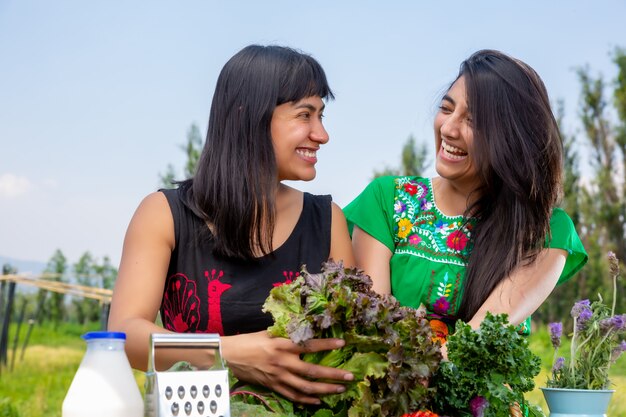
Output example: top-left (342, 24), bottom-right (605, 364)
top-left (181, 44), bottom-right (334, 260)
top-left (455, 50), bottom-right (563, 322)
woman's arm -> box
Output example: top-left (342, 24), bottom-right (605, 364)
top-left (329, 202), bottom-right (356, 267)
top-left (108, 192), bottom-right (178, 370)
top-left (467, 248), bottom-right (567, 329)
top-left (108, 192), bottom-right (353, 405)
top-left (351, 225), bottom-right (392, 294)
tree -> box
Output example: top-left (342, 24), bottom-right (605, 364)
top-left (612, 47), bottom-right (626, 260)
top-left (556, 99), bottom-right (582, 228)
top-left (43, 249), bottom-right (67, 327)
top-left (373, 135), bottom-right (431, 179)
top-left (159, 123), bottom-right (204, 189)
top-left (611, 47), bottom-right (626, 314)
top-left (543, 49), bottom-right (626, 322)
top-left (95, 256), bottom-right (117, 290)
top-left (577, 59), bottom-right (625, 309)
top-left (72, 252), bottom-right (100, 324)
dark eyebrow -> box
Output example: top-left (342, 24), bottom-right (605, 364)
top-left (294, 102), bottom-right (325, 112)
top-left (442, 94), bottom-right (455, 105)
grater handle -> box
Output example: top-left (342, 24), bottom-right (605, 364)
top-left (149, 333), bottom-right (226, 371)
top-left (152, 333), bottom-right (221, 349)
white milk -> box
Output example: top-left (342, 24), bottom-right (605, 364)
top-left (62, 332), bottom-right (144, 417)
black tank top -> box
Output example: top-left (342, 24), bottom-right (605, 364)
top-left (160, 188), bottom-right (332, 336)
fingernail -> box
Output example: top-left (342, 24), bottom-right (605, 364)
top-left (344, 373), bottom-right (354, 381)
top-left (336, 385), bottom-right (346, 393)
top-left (335, 339), bottom-right (345, 347)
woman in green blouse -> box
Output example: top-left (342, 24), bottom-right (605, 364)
top-left (344, 49), bottom-right (587, 342)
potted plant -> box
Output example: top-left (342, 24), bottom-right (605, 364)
top-left (542, 251), bottom-right (626, 416)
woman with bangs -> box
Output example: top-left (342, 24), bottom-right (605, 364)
top-left (344, 49), bottom-right (588, 349)
top-left (109, 44), bottom-right (355, 404)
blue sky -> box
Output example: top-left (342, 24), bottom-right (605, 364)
top-left (1, 1), bottom-right (625, 267)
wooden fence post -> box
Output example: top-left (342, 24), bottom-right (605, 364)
top-left (21, 291), bottom-right (46, 361)
top-left (0, 281), bottom-right (5, 323)
top-left (11, 298), bottom-right (28, 371)
top-left (0, 272), bottom-right (113, 371)
top-left (100, 302), bottom-right (111, 330)
top-left (0, 281), bottom-right (5, 378)
top-left (0, 281), bottom-right (16, 371)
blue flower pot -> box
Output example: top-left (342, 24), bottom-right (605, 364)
top-left (541, 387), bottom-right (615, 417)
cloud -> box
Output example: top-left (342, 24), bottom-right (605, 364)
top-left (0, 173), bottom-right (33, 198)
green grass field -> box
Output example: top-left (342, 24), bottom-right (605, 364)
top-left (0, 323), bottom-right (624, 417)
top-left (0, 322), bottom-right (146, 417)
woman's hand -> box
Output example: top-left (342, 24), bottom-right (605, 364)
top-left (222, 331), bottom-right (354, 405)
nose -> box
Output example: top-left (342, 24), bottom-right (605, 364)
top-left (439, 114), bottom-right (460, 139)
top-left (310, 118), bottom-right (329, 144)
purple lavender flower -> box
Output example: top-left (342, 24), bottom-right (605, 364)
top-left (577, 308), bottom-right (593, 331)
top-left (612, 314), bottom-right (626, 331)
top-left (571, 299), bottom-right (591, 319)
top-left (548, 322), bottom-right (563, 349)
top-left (552, 356), bottom-right (565, 372)
top-left (599, 314), bottom-right (626, 333)
top-left (469, 396), bottom-right (489, 417)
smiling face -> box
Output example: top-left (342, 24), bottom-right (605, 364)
top-left (434, 76), bottom-right (480, 189)
top-left (270, 95), bottom-right (329, 182)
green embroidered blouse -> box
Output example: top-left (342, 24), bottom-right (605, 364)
top-left (343, 176), bottom-right (588, 334)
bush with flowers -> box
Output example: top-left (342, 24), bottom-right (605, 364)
top-left (547, 251), bottom-right (626, 390)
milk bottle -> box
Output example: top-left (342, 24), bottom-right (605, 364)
top-left (62, 331), bottom-right (144, 417)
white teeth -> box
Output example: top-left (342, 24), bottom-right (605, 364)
top-left (296, 149), bottom-right (316, 158)
top-left (444, 152), bottom-right (465, 160)
top-left (441, 141), bottom-right (467, 160)
top-left (441, 141), bottom-right (466, 154)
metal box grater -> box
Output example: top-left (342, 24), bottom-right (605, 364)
top-left (144, 333), bottom-right (230, 417)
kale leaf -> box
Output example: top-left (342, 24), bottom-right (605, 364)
top-left (431, 312), bottom-right (542, 417)
top-left (234, 260), bottom-right (442, 417)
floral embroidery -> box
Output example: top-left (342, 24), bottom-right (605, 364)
top-left (429, 319), bottom-right (449, 344)
top-left (434, 219), bottom-right (448, 233)
top-left (420, 199), bottom-right (432, 211)
top-left (432, 296), bottom-right (450, 316)
top-left (391, 177), bottom-right (476, 320)
top-left (417, 181), bottom-right (429, 199)
top-left (446, 230), bottom-right (469, 251)
top-left (394, 200), bottom-right (406, 213)
top-left (436, 272), bottom-right (452, 298)
top-left (401, 180), bottom-right (428, 198)
top-left (162, 273), bottom-right (201, 333)
top-left (408, 234), bottom-right (421, 245)
top-left (404, 183), bottom-right (418, 195)
top-left (397, 218), bottom-right (414, 239)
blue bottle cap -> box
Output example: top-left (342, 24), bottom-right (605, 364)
top-left (82, 331), bottom-right (126, 340)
